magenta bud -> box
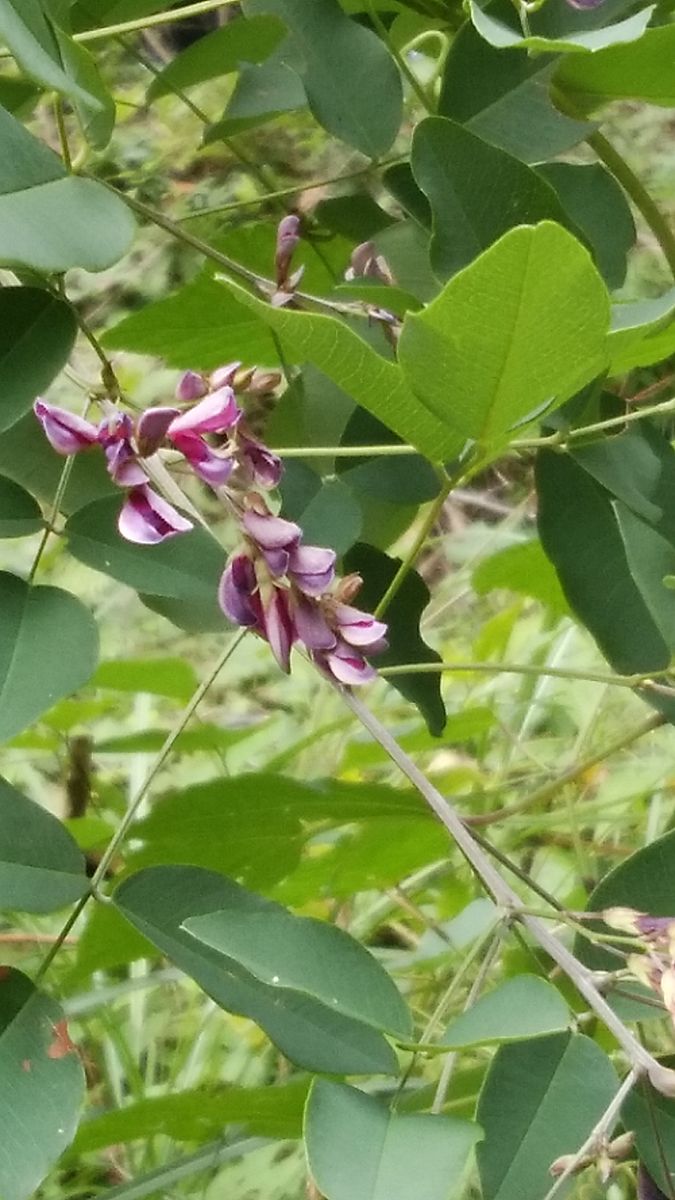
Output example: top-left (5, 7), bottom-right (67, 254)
top-left (172, 432), bottom-right (234, 488)
top-left (168, 387), bottom-right (241, 438)
top-left (34, 400), bottom-right (99, 455)
top-left (275, 214), bottom-right (301, 286)
top-left (136, 406), bottom-right (179, 458)
top-left (218, 554), bottom-right (261, 628)
top-left (175, 371), bottom-right (208, 402)
top-left (209, 362), bottom-right (242, 390)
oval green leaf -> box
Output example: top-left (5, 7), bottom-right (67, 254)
top-left (443, 976), bottom-right (570, 1049)
top-left (0, 476), bottom-right (42, 538)
top-left (0, 776), bottom-right (87, 912)
top-left (306, 1080), bottom-right (481, 1200)
top-left (0, 287), bottom-right (77, 432)
top-left (0, 572), bottom-right (99, 743)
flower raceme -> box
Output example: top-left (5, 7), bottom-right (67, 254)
top-left (34, 366), bottom-right (387, 685)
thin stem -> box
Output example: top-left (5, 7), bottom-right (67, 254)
top-left (277, 443), bottom-right (417, 458)
top-left (367, 0), bottom-right (433, 113)
top-left (379, 659), bottom-right (651, 689)
top-left (515, 394), bottom-right (675, 451)
top-left (76, 0), bottom-right (238, 43)
top-left (34, 632), bottom-right (245, 984)
top-left (54, 96), bottom-right (72, 171)
top-left (553, 84), bottom-right (675, 278)
top-left (466, 712), bottom-right (664, 828)
top-left (338, 686), bottom-right (675, 1094)
top-left (542, 1068), bottom-right (639, 1200)
top-left (374, 473), bottom-right (453, 617)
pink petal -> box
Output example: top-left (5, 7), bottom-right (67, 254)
top-left (136, 406), bottom-right (179, 457)
top-left (318, 640), bottom-right (377, 686)
top-left (118, 485), bottom-right (193, 544)
top-left (172, 432), bottom-right (234, 487)
top-left (168, 387), bottom-right (241, 437)
top-left (175, 371), bottom-right (208, 402)
top-left (288, 544), bottom-right (336, 596)
top-left (105, 438), bottom-right (147, 487)
top-left (218, 554), bottom-right (261, 627)
top-left (209, 362), bottom-right (241, 390)
top-left (242, 508), bottom-right (301, 551)
top-left (293, 594), bottom-right (336, 651)
top-left (264, 588), bottom-right (295, 673)
top-left (34, 400), bottom-right (99, 455)
top-left (333, 603), bottom-right (388, 648)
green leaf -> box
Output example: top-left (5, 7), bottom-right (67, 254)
top-left (471, 0), bottom-right (654, 54)
top-left (616, 505), bottom-right (675, 654)
top-left (243, 0), bottom-right (403, 156)
top-left (282, 472), bottom-right (363, 556)
top-left (114, 866), bottom-right (399, 1075)
top-left (472, 539), bottom-right (570, 618)
top-left (0, 106), bottom-right (135, 272)
top-left (185, 895), bottom-right (412, 1039)
top-left (0, 0), bottom-right (100, 106)
top-left (65, 496), bottom-right (227, 603)
top-left (208, 57), bottom-right (307, 139)
top-left (537, 162), bottom-right (635, 289)
top-left (477, 1033), bottom-right (618, 1200)
top-left (622, 1082), bottom-right (675, 1196)
top-left (216, 277), bottom-right (458, 460)
top-left (0, 77), bottom-right (39, 115)
top-left (95, 724), bottom-right (259, 755)
top-left (0, 969), bottom-right (85, 1200)
top-left (556, 26), bottom-right (675, 110)
top-left (411, 118), bottom-right (573, 281)
top-left (53, 29), bottom-right (115, 149)
top-left (0, 572), bottom-right (99, 743)
top-left (102, 274), bottom-right (278, 369)
top-left (438, 22), bottom-right (591, 164)
top-left (305, 1080), bottom-right (481, 1200)
top-left (398, 222), bottom-right (610, 448)
top-left (0, 775), bottom-right (87, 912)
top-left (92, 657), bottom-right (198, 700)
top-left (536, 450), bottom-right (670, 674)
top-left (0, 477), bottom-right (42, 538)
top-left (147, 15), bottom-right (284, 101)
top-left (71, 1080), bottom-right (308, 1154)
top-left (345, 543), bottom-right (446, 737)
top-left (443, 976), bottom-right (570, 1049)
top-left (0, 287), bottom-right (77, 432)
top-left (70, 0), bottom-right (168, 29)
top-left (337, 407), bottom-right (439, 506)
top-left (608, 290), bottom-right (675, 374)
top-left (571, 423), bottom-right (675, 546)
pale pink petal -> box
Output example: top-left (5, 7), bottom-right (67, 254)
top-left (136, 406), bottom-right (179, 457)
top-left (288, 544), bottom-right (336, 596)
top-left (318, 640), bottom-right (376, 686)
top-left (175, 371), bottom-right (208, 402)
top-left (34, 400), bottom-right (99, 455)
top-left (105, 438), bottom-right (147, 487)
top-left (333, 602), bottom-right (388, 648)
top-left (118, 485), bottom-right (192, 544)
top-left (242, 508), bottom-right (301, 551)
top-left (209, 362), bottom-right (241, 390)
top-left (172, 432), bottom-right (234, 487)
top-left (168, 387), bottom-right (241, 437)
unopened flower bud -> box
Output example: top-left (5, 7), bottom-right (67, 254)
top-left (275, 215), bottom-right (301, 288)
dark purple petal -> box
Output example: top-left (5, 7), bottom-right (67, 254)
top-left (238, 434), bottom-right (283, 489)
top-left (638, 1163), bottom-right (668, 1200)
top-left (333, 602), bottom-right (388, 648)
top-left (105, 438), bottom-right (147, 487)
top-left (34, 400), bottom-right (99, 455)
top-left (288, 544), bottom-right (336, 596)
top-left (209, 362), bottom-right (241, 390)
top-left (218, 554), bottom-right (261, 627)
top-left (168, 387), bottom-right (241, 437)
top-left (263, 587), bottom-right (295, 673)
top-left (118, 485), bottom-right (193, 544)
top-left (242, 508), bottom-right (301, 551)
top-left (293, 594), bottom-right (336, 651)
top-left (136, 406), bottom-right (179, 457)
top-left (172, 432), bottom-right (234, 487)
top-left (175, 371), bottom-right (208, 402)
top-left (98, 410), bottom-right (134, 447)
top-left (315, 640), bottom-right (376, 686)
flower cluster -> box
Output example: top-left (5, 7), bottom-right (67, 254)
top-left (34, 360), bottom-right (387, 685)
top-left (603, 906), bottom-right (675, 1026)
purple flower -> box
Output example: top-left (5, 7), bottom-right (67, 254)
top-left (238, 433), bottom-right (282, 489)
top-left (168, 387), bottom-right (240, 438)
top-left (314, 639), bottom-right (377, 686)
top-left (172, 432), bottom-right (234, 487)
top-left (210, 362), bottom-right (241, 390)
top-left (292, 593), bottom-right (336, 650)
top-left (242, 508), bottom-right (301, 551)
top-left (218, 554), bottom-right (262, 628)
top-left (34, 400), bottom-right (99, 455)
top-left (275, 215), bottom-right (301, 287)
top-left (136, 406), bottom-right (179, 457)
top-left (176, 370), bottom-right (208, 402)
top-left (118, 484), bottom-right (193, 544)
top-left (332, 602), bottom-right (388, 650)
top-left (288, 544), bottom-right (336, 596)
top-left (263, 586), bottom-right (296, 673)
